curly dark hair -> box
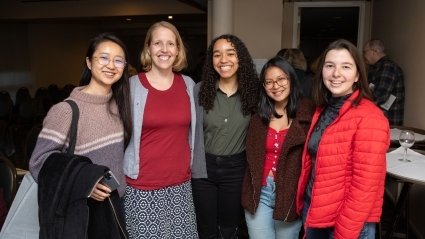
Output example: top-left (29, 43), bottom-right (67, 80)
top-left (198, 34), bottom-right (259, 115)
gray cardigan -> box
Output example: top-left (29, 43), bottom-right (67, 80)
top-left (123, 74), bottom-right (197, 179)
top-left (191, 82), bottom-right (208, 178)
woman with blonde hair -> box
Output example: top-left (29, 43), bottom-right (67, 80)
top-left (123, 21), bottom-right (198, 238)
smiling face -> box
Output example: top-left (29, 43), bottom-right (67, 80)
top-left (86, 40), bottom-right (125, 92)
top-left (212, 38), bottom-right (239, 81)
top-left (263, 66), bottom-right (290, 105)
top-left (322, 49), bottom-right (359, 97)
top-left (147, 26), bottom-right (178, 72)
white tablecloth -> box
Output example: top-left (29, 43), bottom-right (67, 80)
top-left (386, 147), bottom-right (425, 185)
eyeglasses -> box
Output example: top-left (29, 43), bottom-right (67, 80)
top-left (93, 56), bottom-right (126, 69)
top-left (263, 77), bottom-right (289, 89)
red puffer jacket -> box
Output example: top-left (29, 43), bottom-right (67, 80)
top-left (296, 91), bottom-right (390, 239)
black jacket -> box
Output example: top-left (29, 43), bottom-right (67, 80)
top-left (38, 152), bottom-right (127, 239)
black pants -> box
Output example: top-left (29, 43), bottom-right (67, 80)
top-left (192, 152), bottom-right (246, 239)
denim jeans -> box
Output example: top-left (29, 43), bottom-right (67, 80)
top-left (245, 176), bottom-right (301, 239)
top-left (192, 152), bottom-right (246, 239)
top-left (302, 200), bottom-right (376, 239)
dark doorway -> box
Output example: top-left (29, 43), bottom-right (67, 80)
top-left (299, 7), bottom-right (359, 67)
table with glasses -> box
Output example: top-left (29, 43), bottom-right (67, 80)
top-left (390, 127), bottom-right (425, 150)
top-left (384, 147), bottom-right (425, 239)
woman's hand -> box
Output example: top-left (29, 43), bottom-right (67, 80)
top-left (89, 182), bottom-right (112, 201)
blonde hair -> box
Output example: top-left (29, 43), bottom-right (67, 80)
top-left (140, 21), bottom-right (187, 72)
top-left (282, 48), bottom-right (307, 71)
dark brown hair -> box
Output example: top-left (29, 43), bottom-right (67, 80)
top-left (312, 39), bottom-right (372, 107)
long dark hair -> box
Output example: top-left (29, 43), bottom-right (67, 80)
top-left (199, 34), bottom-right (259, 115)
top-left (80, 33), bottom-right (132, 147)
top-left (312, 39), bottom-right (372, 107)
top-left (258, 56), bottom-right (302, 125)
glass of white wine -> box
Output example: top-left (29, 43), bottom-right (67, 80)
top-left (398, 130), bottom-right (415, 162)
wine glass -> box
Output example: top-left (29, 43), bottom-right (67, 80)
top-left (398, 130), bottom-right (415, 162)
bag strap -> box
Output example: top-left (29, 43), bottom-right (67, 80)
top-left (64, 100), bottom-right (79, 154)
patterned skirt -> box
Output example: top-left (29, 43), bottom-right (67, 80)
top-left (124, 180), bottom-right (198, 239)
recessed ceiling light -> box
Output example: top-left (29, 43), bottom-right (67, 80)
top-left (126, 18), bottom-right (132, 21)
top-left (168, 15), bottom-right (173, 20)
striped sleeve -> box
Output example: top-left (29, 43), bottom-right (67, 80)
top-left (29, 102), bottom-right (73, 181)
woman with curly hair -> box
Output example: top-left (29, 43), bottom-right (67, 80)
top-left (191, 34), bottom-right (259, 239)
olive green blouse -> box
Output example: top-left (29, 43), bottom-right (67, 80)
top-left (203, 88), bottom-right (250, 156)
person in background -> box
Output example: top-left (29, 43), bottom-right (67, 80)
top-left (308, 55), bottom-right (321, 77)
top-left (241, 56), bottom-right (314, 239)
top-left (276, 48), bottom-right (289, 58)
top-left (123, 21), bottom-right (198, 238)
top-left (192, 34), bottom-right (259, 239)
top-left (363, 39), bottom-right (405, 125)
top-left (127, 63), bottom-right (138, 77)
top-left (279, 48), bottom-right (313, 99)
top-left (29, 32), bottom-right (132, 237)
top-left (296, 39), bottom-right (390, 239)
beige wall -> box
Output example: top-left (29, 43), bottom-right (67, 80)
top-left (281, 2), bottom-right (296, 48)
top-left (233, 0), bottom-right (283, 59)
top-left (372, 1), bottom-right (425, 238)
top-left (372, 0), bottom-right (425, 129)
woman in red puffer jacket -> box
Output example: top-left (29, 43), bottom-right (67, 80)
top-left (296, 39), bottom-right (390, 239)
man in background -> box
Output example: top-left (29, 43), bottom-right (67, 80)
top-left (363, 39), bottom-right (405, 125)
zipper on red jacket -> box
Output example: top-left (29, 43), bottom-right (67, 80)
top-left (108, 197), bottom-right (128, 239)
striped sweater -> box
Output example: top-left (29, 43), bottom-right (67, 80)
top-left (29, 86), bottom-right (126, 196)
